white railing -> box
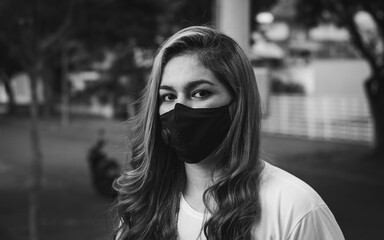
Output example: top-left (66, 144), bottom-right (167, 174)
top-left (262, 95), bottom-right (374, 144)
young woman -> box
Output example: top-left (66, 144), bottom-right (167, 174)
top-left (113, 26), bottom-right (345, 240)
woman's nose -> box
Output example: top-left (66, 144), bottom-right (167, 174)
top-left (175, 96), bottom-right (191, 108)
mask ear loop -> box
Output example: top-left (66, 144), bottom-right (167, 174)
top-left (227, 100), bottom-right (236, 121)
top-left (215, 100), bottom-right (235, 171)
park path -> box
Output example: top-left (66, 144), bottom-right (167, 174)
top-left (0, 116), bottom-right (383, 240)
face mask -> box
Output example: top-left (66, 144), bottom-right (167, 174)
top-left (160, 103), bottom-right (231, 164)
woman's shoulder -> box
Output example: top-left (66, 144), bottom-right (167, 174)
top-left (259, 160), bottom-right (325, 209)
top-left (254, 161), bottom-right (344, 240)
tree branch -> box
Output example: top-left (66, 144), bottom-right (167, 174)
top-left (40, 1), bottom-right (76, 50)
top-left (363, 2), bottom-right (384, 45)
top-left (339, 1), bottom-right (379, 73)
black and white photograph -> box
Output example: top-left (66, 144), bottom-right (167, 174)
top-left (0, 0), bottom-right (383, 239)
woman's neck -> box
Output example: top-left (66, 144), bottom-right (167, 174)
top-left (183, 159), bottom-right (218, 213)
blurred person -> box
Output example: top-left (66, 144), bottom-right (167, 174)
top-left (113, 26), bottom-right (344, 240)
top-left (88, 129), bottom-right (120, 198)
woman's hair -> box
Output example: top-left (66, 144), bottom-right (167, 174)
top-left (113, 26), bottom-right (263, 240)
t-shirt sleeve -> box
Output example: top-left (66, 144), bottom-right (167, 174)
top-left (286, 205), bottom-right (345, 240)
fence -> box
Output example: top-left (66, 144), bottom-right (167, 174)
top-left (262, 95), bottom-right (374, 144)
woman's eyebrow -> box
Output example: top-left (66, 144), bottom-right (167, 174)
top-left (159, 85), bottom-right (174, 91)
top-left (185, 80), bottom-right (215, 92)
top-left (159, 80), bottom-right (216, 92)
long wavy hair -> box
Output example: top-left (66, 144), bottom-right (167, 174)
top-left (113, 26), bottom-right (263, 240)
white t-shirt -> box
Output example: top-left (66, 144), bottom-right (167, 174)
top-left (177, 161), bottom-right (345, 240)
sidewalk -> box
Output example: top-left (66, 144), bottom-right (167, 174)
top-left (0, 116), bottom-right (383, 240)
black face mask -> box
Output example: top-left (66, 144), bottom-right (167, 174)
top-left (160, 103), bottom-right (231, 164)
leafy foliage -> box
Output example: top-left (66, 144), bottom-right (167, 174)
top-left (0, 0), bottom-right (171, 67)
top-left (295, 0), bottom-right (384, 72)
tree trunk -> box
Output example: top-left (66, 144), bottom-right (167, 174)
top-left (0, 71), bottom-right (16, 115)
top-left (365, 74), bottom-right (384, 160)
top-left (28, 71), bottom-right (43, 240)
top-left (41, 69), bottom-right (54, 118)
top-left (61, 45), bottom-right (70, 126)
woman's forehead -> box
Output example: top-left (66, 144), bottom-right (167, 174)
top-left (159, 54), bottom-right (220, 88)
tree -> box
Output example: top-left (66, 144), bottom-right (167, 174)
top-left (295, 0), bottom-right (384, 159)
top-left (0, 0), bottom-right (72, 115)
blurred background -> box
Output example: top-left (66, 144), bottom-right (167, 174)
top-left (0, 0), bottom-right (383, 239)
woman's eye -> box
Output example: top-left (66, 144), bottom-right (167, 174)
top-left (160, 94), bottom-right (176, 102)
top-left (192, 90), bottom-right (210, 98)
